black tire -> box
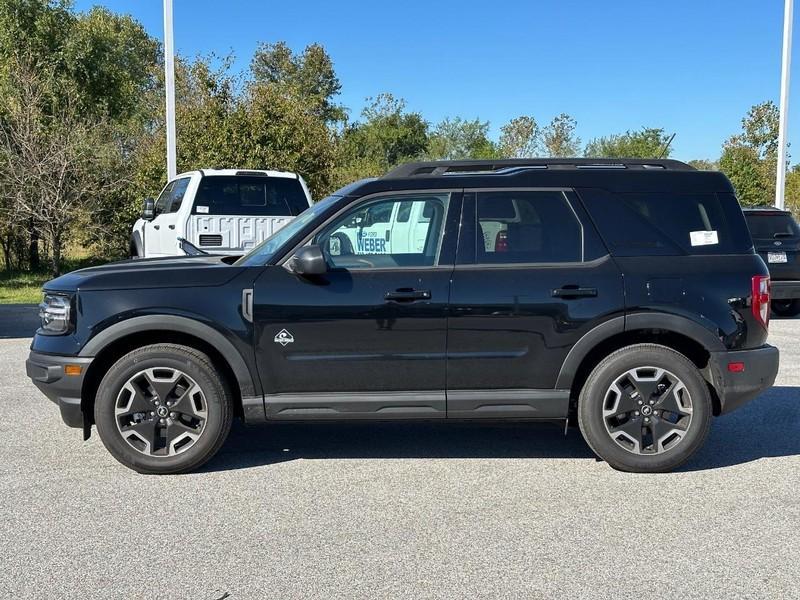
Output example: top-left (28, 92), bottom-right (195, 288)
top-left (578, 344), bottom-right (712, 473)
top-left (129, 236), bottom-right (140, 259)
top-left (771, 299), bottom-right (800, 317)
top-left (95, 343), bottom-right (232, 474)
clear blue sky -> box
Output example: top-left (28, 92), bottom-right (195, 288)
top-left (74, 0), bottom-right (799, 162)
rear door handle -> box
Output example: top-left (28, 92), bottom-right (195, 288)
top-left (552, 286), bottom-right (598, 299)
top-left (385, 289), bottom-right (431, 302)
top-left (168, 224), bottom-right (175, 230)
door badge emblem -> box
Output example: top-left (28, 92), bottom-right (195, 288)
top-left (274, 329), bottom-right (294, 346)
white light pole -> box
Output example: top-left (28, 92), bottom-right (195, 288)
top-left (163, 0), bottom-right (177, 181)
top-left (776, 0), bottom-right (794, 210)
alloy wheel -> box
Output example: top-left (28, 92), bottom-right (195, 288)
top-left (114, 367), bottom-right (207, 457)
top-left (602, 366), bottom-right (693, 455)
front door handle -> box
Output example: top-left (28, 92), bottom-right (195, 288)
top-left (385, 289), bottom-right (431, 302)
top-left (153, 224), bottom-right (160, 230)
top-left (552, 286), bottom-right (598, 299)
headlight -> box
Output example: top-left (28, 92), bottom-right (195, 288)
top-left (38, 294), bottom-right (72, 334)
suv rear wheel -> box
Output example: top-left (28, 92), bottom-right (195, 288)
top-left (771, 299), bottom-right (800, 317)
top-left (95, 344), bottom-right (232, 474)
top-left (578, 344), bottom-right (712, 473)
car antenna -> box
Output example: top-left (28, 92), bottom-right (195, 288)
top-left (658, 133), bottom-right (676, 159)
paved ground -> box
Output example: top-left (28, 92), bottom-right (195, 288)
top-left (1, 310), bottom-right (798, 599)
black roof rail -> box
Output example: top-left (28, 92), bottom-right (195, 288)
top-left (383, 158), bottom-right (696, 178)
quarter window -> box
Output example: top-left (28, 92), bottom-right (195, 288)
top-left (315, 194), bottom-right (450, 269)
top-left (473, 191), bottom-right (582, 264)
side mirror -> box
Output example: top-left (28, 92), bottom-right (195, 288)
top-left (289, 245), bottom-right (327, 276)
top-left (142, 198), bottom-right (155, 221)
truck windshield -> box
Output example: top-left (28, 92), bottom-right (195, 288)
top-left (235, 195), bottom-right (341, 266)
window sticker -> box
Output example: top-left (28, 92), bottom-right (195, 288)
top-left (689, 230), bottom-right (719, 246)
top-left (196, 205), bottom-right (209, 214)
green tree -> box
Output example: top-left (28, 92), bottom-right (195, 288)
top-left (251, 41), bottom-right (344, 123)
top-left (542, 113), bottom-right (581, 157)
top-left (336, 93), bottom-right (428, 183)
top-left (427, 117), bottom-right (497, 160)
top-left (0, 0), bottom-right (159, 267)
top-left (687, 159), bottom-right (718, 171)
top-left (0, 57), bottom-right (123, 276)
top-left (498, 115), bottom-right (539, 158)
top-left (719, 145), bottom-right (766, 206)
top-left (785, 166), bottom-right (800, 217)
top-left (585, 127), bottom-right (672, 158)
top-left (719, 101), bottom-right (782, 206)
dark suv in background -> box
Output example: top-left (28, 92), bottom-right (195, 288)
top-left (743, 207), bottom-right (800, 317)
top-left (27, 159), bottom-right (779, 474)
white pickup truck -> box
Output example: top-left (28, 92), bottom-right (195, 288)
top-left (131, 169), bottom-right (312, 258)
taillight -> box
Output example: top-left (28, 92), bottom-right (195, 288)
top-left (751, 275), bottom-right (770, 329)
top-left (495, 230), bottom-right (509, 252)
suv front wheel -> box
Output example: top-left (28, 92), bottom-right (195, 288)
top-left (578, 344), bottom-right (712, 473)
top-left (95, 344), bottom-right (233, 474)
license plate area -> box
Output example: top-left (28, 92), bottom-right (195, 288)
top-left (768, 251), bottom-right (788, 263)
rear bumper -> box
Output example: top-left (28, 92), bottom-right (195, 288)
top-left (26, 351), bottom-right (93, 429)
top-left (771, 280), bottom-right (800, 300)
top-left (706, 345), bottom-right (779, 415)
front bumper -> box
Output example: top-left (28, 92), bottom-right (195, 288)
top-left (705, 345), bottom-right (779, 414)
top-left (26, 351), bottom-right (93, 429)
top-left (771, 280), bottom-right (800, 300)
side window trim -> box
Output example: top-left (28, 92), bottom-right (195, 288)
top-left (458, 187), bottom-right (587, 267)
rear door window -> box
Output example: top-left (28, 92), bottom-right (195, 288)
top-left (469, 191), bottom-right (583, 264)
top-left (193, 176), bottom-right (308, 216)
top-left (579, 189), bottom-right (753, 255)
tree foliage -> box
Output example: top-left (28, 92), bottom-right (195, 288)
top-left (719, 101), bottom-right (782, 207)
top-left (336, 93), bottom-right (428, 184)
top-left (585, 127), bottom-right (672, 159)
top-left (498, 116), bottom-right (539, 158)
top-left (542, 113), bottom-right (581, 157)
top-left (0, 57), bottom-right (124, 275)
top-left (251, 41), bottom-right (344, 123)
top-left (427, 117), bottom-right (497, 160)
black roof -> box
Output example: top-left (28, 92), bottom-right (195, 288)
top-left (741, 206), bottom-right (790, 214)
top-left (384, 158), bottom-right (695, 178)
top-left (339, 158), bottom-right (732, 198)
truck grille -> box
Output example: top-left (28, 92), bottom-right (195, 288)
top-left (198, 234), bottom-right (223, 246)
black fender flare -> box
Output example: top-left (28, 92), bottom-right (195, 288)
top-left (555, 312), bottom-right (725, 389)
top-left (79, 315), bottom-right (257, 397)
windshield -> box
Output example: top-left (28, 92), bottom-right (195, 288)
top-left (235, 194), bottom-right (341, 266)
top-left (745, 213), bottom-right (800, 239)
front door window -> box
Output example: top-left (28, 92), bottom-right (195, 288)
top-left (314, 194), bottom-right (450, 269)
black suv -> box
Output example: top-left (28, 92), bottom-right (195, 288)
top-left (743, 207), bottom-right (800, 317)
top-left (27, 159), bottom-right (779, 474)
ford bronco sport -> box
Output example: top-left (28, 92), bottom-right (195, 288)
top-left (27, 159), bottom-right (779, 474)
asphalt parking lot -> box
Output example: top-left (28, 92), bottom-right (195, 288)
top-left (1, 306), bottom-right (798, 599)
